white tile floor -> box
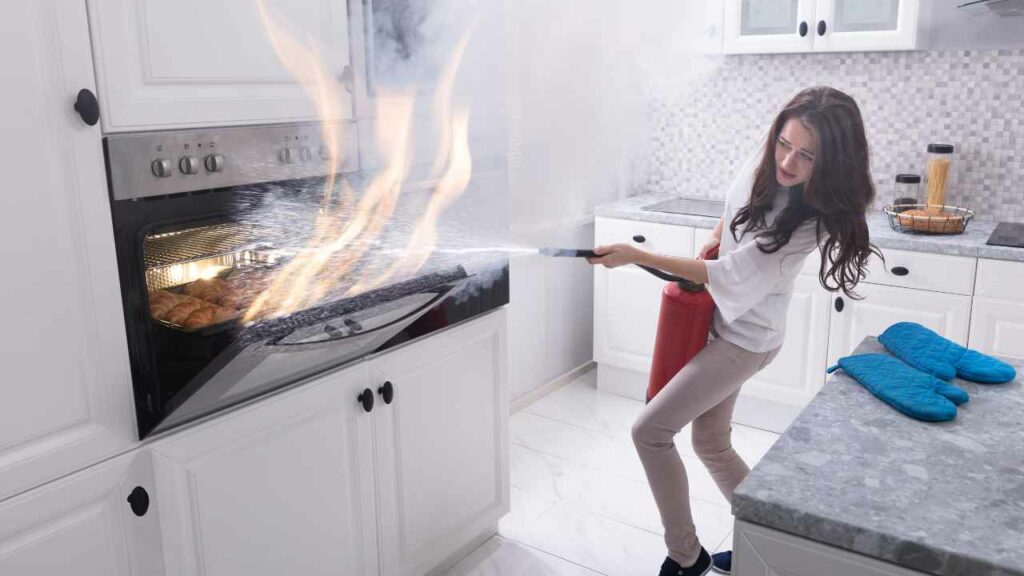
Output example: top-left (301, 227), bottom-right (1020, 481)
top-left (444, 369), bottom-right (782, 576)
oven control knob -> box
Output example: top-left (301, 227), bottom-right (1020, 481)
top-left (179, 156), bottom-right (201, 175)
top-left (151, 158), bottom-right (172, 178)
top-left (279, 147), bottom-right (295, 164)
top-left (299, 146), bottom-right (313, 162)
top-left (318, 145), bottom-right (330, 160)
top-left (204, 154), bottom-right (225, 173)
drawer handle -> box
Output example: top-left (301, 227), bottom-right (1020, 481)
top-left (358, 388), bottom-right (375, 413)
top-left (799, 21), bottom-right (808, 37)
top-left (127, 486), bottom-right (150, 517)
top-left (834, 297), bottom-right (845, 313)
top-left (817, 20), bottom-right (827, 36)
top-left (378, 381), bottom-right (394, 405)
top-left (632, 235), bottom-right (646, 243)
top-left (891, 266), bottom-right (910, 277)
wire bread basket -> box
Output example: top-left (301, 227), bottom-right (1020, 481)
top-left (883, 204), bottom-right (975, 235)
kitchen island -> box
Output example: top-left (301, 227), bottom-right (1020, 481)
top-left (731, 337), bottom-right (1024, 576)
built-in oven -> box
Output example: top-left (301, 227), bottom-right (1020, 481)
top-left (106, 122), bottom-right (508, 439)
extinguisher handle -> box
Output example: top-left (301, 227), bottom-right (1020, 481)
top-left (636, 264), bottom-right (685, 283)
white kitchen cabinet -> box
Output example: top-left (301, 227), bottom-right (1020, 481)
top-left (969, 298), bottom-right (1024, 362)
top-left (813, 0), bottom-right (921, 52)
top-left (734, 520), bottom-right (929, 576)
top-left (87, 0), bottom-right (361, 131)
top-left (594, 218), bottom-right (694, 392)
top-left (736, 275), bottom-right (832, 431)
top-left (0, 0), bottom-right (137, 502)
top-left (0, 451), bottom-right (163, 576)
top-left (826, 282), bottom-right (971, 366)
top-left (724, 0), bottom-right (922, 54)
top-left (149, 362), bottom-right (380, 576)
top-left (371, 311), bottom-right (509, 576)
top-left (969, 259), bottom-right (1024, 361)
top-left (148, 310), bottom-right (507, 576)
top-left (724, 0), bottom-right (815, 54)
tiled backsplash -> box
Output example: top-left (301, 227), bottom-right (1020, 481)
top-left (644, 49), bottom-right (1024, 223)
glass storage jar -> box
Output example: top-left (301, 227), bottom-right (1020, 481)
top-left (924, 143), bottom-right (955, 207)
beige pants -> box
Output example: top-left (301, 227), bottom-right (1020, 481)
top-left (632, 335), bottom-right (779, 567)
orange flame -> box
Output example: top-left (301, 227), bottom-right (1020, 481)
top-left (245, 6), bottom-right (475, 322)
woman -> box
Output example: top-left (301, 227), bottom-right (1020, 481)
top-left (589, 86), bottom-right (878, 576)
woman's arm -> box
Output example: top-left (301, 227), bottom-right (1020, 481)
top-left (588, 244), bottom-right (709, 284)
top-left (698, 219), bottom-right (724, 260)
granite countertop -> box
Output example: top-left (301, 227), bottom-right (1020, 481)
top-left (732, 338), bottom-right (1024, 576)
top-left (594, 193), bottom-right (1024, 263)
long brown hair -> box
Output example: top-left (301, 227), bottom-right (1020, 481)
top-left (730, 86), bottom-right (879, 298)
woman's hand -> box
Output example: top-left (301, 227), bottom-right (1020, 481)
top-left (587, 244), bottom-right (645, 269)
top-left (697, 237), bottom-right (721, 260)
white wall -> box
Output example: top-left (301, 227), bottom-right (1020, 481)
top-left (502, 0), bottom-right (716, 400)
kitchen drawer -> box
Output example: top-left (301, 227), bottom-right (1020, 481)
top-left (969, 297), bottom-right (1024, 361)
top-left (864, 249), bottom-right (976, 296)
top-left (975, 259), bottom-right (1024, 301)
top-left (595, 217), bottom-right (694, 258)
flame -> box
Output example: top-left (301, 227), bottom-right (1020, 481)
top-left (245, 6), bottom-right (476, 322)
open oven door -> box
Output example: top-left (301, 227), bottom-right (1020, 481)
top-left (147, 268), bottom-right (470, 437)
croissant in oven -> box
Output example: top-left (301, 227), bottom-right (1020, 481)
top-left (148, 290), bottom-right (179, 321)
top-left (182, 304), bottom-right (237, 330)
top-left (184, 278), bottom-right (229, 305)
top-left (164, 299), bottom-right (206, 326)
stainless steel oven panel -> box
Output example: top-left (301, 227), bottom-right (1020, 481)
top-left (106, 121), bottom-right (359, 200)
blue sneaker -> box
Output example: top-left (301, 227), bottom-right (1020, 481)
top-left (659, 547), bottom-right (712, 576)
top-left (711, 550), bottom-right (732, 574)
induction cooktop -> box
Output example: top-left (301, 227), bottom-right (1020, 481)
top-left (987, 222), bottom-right (1024, 248)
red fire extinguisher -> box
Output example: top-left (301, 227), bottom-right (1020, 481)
top-left (645, 248), bottom-right (718, 402)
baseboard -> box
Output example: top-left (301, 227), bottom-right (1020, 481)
top-left (596, 363), bottom-right (648, 401)
top-left (510, 361), bottom-right (595, 414)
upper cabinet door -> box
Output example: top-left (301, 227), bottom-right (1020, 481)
top-left (88, 0), bottom-right (357, 131)
top-left (0, 0), bottom-right (137, 501)
top-left (813, 0), bottom-right (920, 52)
top-left (724, 0), bottom-right (815, 54)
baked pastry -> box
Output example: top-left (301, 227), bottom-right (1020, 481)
top-left (148, 290), bottom-right (178, 320)
top-left (184, 278), bottom-right (228, 305)
top-left (164, 298), bottom-right (206, 326)
top-left (182, 304), bottom-right (237, 330)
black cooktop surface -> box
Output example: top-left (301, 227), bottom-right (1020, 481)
top-left (987, 222), bottom-right (1024, 248)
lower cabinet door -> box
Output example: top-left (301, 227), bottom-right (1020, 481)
top-left (827, 283), bottom-right (971, 366)
top-left (969, 297), bottom-right (1024, 362)
top-left (371, 311), bottom-right (509, 576)
top-left (0, 451), bottom-right (163, 576)
top-left (150, 364), bottom-right (378, 576)
top-left (738, 276), bottom-right (832, 431)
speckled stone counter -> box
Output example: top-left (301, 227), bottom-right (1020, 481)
top-left (732, 338), bottom-right (1024, 576)
top-left (594, 193), bottom-right (1024, 263)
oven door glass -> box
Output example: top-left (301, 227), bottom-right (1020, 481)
top-left (149, 273), bottom-right (468, 436)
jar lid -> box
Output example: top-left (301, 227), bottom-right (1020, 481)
top-left (895, 174), bottom-right (921, 184)
top-left (927, 143), bottom-right (955, 153)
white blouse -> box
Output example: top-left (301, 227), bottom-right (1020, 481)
top-left (704, 164), bottom-right (821, 353)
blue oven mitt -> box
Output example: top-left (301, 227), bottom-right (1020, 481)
top-left (827, 354), bottom-right (968, 422)
top-left (878, 322), bottom-right (1017, 384)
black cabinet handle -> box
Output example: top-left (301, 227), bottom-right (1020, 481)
top-left (817, 20), bottom-right (827, 36)
top-left (358, 388), bottom-right (374, 413)
top-left (127, 486), bottom-right (150, 517)
top-left (378, 381), bottom-right (394, 405)
top-left (74, 88), bottom-right (100, 126)
top-left (834, 297), bottom-right (845, 313)
top-left (632, 235), bottom-right (646, 243)
top-left (799, 21), bottom-right (808, 37)
top-left (891, 266), bottom-right (910, 277)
